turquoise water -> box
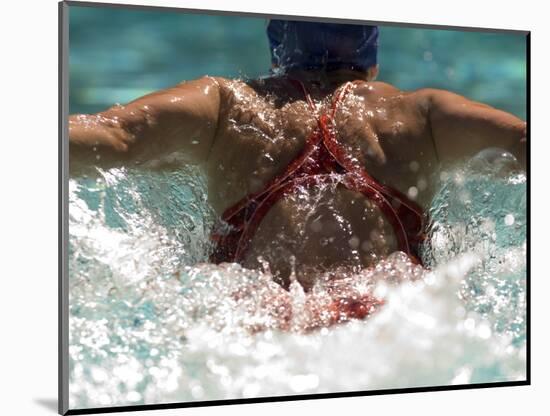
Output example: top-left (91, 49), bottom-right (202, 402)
top-left (69, 6), bottom-right (526, 118)
top-left (67, 5), bottom-right (527, 411)
top-left (68, 165), bottom-right (527, 409)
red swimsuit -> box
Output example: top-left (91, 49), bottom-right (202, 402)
top-left (210, 79), bottom-right (425, 266)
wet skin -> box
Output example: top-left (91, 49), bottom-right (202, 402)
top-left (69, 71), bottom-right (526, 288)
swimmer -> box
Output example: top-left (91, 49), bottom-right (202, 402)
top-left (69, 20), bottom-right (527, 290)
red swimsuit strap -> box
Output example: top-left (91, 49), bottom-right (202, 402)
top-left (219, 79), bottom-right (343, 225)
top-left (220, 83), bottom-right (322, 224)
top-left (290, 79), bottom-right (424, 257)
top-left (210, 79), bottom-right (425, 264)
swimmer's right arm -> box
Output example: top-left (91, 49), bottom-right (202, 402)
top-left (69, 76), bottom-right (223, 169)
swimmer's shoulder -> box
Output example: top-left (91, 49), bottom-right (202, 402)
top-left (352, 80), bottom-right (433, 98)
top-left (175, 76), bottom-right (255, 98)
top-left (204, 76), bottom-right (271, 102)
top-left (352, 80), bottom-right (433, 112)
top-left (351, 80), bottom-right (405, 99)
top-left (175, 76), bottom-right (273, 119)
top-left (217, 75), bottom-right (299, 108)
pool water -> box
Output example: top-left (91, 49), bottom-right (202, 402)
top-left (68, 6), bottom-right (526, 118)
top-left (67, 5), bottom-right (527, 410)
top-left (68, 162), bottom-right (526, 408)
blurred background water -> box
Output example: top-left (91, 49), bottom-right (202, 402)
top-left (68, 5), bottom-right (526, 118)
top-left (67, 4), bottom-right (527, 410)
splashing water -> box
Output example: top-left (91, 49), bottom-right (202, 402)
top-left (422, 150), bottom-right (527, 346)
top-left (68, 153), bottom-right (526, 409)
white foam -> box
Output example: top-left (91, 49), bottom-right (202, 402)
top-left (67, 163), bottom-right (526, 408)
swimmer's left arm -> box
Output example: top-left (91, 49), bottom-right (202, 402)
top-left (416, 89), bottom-right (527, 168)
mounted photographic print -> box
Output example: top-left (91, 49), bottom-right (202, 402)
top-left (59, 1), bottom-right (529, 414)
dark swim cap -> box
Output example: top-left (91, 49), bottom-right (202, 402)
top-left (267, 20), bottom-right (379, 72)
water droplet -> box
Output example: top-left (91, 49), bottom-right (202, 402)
top-left (463, 318), bottom-right (476, 331)
top-left (126, 391), bottom-right (142, 402)
top-left (361, 240), bottom-right (372, 252)
top-left (348, 236), bottom-right (360, 249)
top-left (504, 214), bottom-right (515, 226)
top-left (417, 177), bottom-right (427, 191)
top-left (407, 186), bottom-right (418, 199)
top-left (409, 161), bottom-right (420, 172)
top-left (477, 322), bottom-right (492, 339)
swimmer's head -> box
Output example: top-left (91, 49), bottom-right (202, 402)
top-left (267, 20), bottom-right (379, 78)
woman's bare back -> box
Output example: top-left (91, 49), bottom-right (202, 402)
top-left (205, 76), bottom-right (439, 287)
